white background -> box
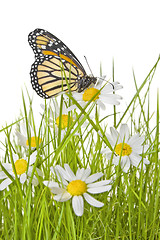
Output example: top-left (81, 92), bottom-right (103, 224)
top-left (0, 0), bottom-right (160, 129)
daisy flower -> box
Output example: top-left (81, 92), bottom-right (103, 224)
top-left (43, 164), bottom-right (112, 216)
top-left (102, 124), bottom-right (150, 172)
top-left (0, 151), bottom-right (43, 190)
top-left (41, 100), bottom-right (86, 139)
top-left (15, 122), bottom-right (42, 149)
top-left (71, 78), bottom-right (123, 110)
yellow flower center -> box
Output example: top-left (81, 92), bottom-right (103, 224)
top-left (14, 159), bottom-right (28, 175)
top-left (67, 180), bottom-right (87, 196)
top-left (26, 136), bottom-right (42, 148)
top-left (82, 88), bottom-right (100, 102)
top-left (115, 143), bottom-right (132, 156)
top-left (56, 114), bottom-right (73, 129)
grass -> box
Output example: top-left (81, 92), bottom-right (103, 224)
top-left (0, 57), bottom-right (160, 240)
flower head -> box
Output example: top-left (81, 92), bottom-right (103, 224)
top-left (72, 79), bottom-right (123, 110)
top-left (44, 164), bottom-right (111, 216)
top-left (102, 124), bottom-right (150, 172)
top-left (15, 122), bottom-right (42, 149)
top-left (0, 151), bottom-right (43, 190)
top-left (41, 100), bottom-right (86, 139)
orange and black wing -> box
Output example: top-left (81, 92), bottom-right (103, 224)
top-left (28, 28), bottom-right (86, 98)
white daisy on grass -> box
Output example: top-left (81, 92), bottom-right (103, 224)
top-left (102, 124), bottom-right (150, 173)
top-left (15, 122), bottom-right (42, 149)
top-left (0, 151), bottom-right (43, 190)
top-left (43, 164), bottom-right (112, 216)
top-left (41, 100), bottom-right (86, 139)
top-left (71, 79), bottom-right (123, 110)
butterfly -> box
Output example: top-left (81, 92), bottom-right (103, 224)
top-left (28, 28), bottom-right (97, 99)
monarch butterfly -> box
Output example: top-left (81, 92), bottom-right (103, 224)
top-left (28, 28), bottom-right (97, 98)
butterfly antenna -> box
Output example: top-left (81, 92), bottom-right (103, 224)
top-left (98, 76), bottom-right (115, 90)
top-left (84, 56), bottom-right (94, 76)
top-left (84, 56), bottom-right (115, 90)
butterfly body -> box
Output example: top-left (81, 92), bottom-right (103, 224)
top-left (28, 29), bottom-right (97, 98)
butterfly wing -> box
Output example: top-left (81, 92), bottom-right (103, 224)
top-left (28, 28), bottom-right (86, 98)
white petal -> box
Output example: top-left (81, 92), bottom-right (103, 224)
top-left (20, 173), bottom-right (27, 184)
top-left (35, 168), bottom-right (43, 177)
top-left (54, 165), bottom-right (69, 180)
top-left (99, 95), bottom-right (121, 105)
top-left (72, 92), bottom-right (83, 101)
top-left (103, 151), bottom-right (113, 161)
top-left (50, 167), bottom-right (56, 176)
top-left (76, 168), bottom-right (85, 179)
top-left (7, 170), bottom-right (15, 177)
top-left (128, 133), bottom-right (139, 146)
top-left (50, 187), bottom-right (67, 195)
top-left (12, 153), bottom-right (19, 162)
top-left (81, 168), bottom-right (91, 181)
top-left (20, 122), bottom-right (28, 136)
top-left (137, 161), bottom-right (148, 171)
top-left (87, 185), bottom-right (111, 194)
top-left (53, 167), bottom-right (68, 186)
top-left (87, 180), bottom-right (111, 188)
top-left (119, 124), bottom-right (130, 142)
top-left (0, 178), bottom-right (12, 190)
top-left (110, 127), bottom-right (119, 145)
top-left (15, 130), bottom-right (27, 147)
top-left (83, 193), bottom-right (104, 207)
top-left (62, 104), bottom-right (68, 114)
top-left (1, 163), bottom-right (12, 170)
top-left (101, 147), bottom-right (112, 159)
top-left (101, 147), bottom-right (111, 155)
top-left (105, 133), bottom-right (115, 146)
top-left (85, 172), bottom-right (103, 184)
top-left (127, 134), bottom-right (140, 145)
top-left (60, 131), bottom-right (65, 140)
top-left (0, 171), bottom-right (8, 179)
top-left (27, 167), bottom-right (33, 177)
top-left (131, 154), bottom-right (150, 167)
top-left (129, 152), bottom-right (141, 167)
top-left (143, 158), bottom-right (150, 165)
top-left (95, 79), bottom-right (103, 88)
top-left (141, 158), bottom-right (150, 168)
top-left (132, 146), bottom-right (143, 154)
top-left (121, 156), bottom-right (130, 172)
top-left (54, 191), bottom-right (72, 202)
top-left (55, 165), bottom-right (73, 182)
top-left (141, 163), bottom-right (146, 170)
top-left (100, 93), bottom-right (122, 103)
top-left (101, 83), bottom-right (117, 93)
top-left (64, 164), bottom-right (76, 180)
top-left (72, 195), bottom-right (84, 216)
top-left (128, 135), bottom-right (145, 147)
top-left (112, 82), bottom-right (123, 90)
top-left (29, 151), bottom-right (37, 165)
top-left (96, 100), bottom-right (106, 110)
top-left (135, 135), bottom-right (145, 145)
top-left (112, 155), bottom-right (120, 165)
top-left (67, 105), bottom-right (77, 111)
top-left (32, 176), bottom-right (39, 186)
top-left (43, 181), bottom-right (59, 188)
